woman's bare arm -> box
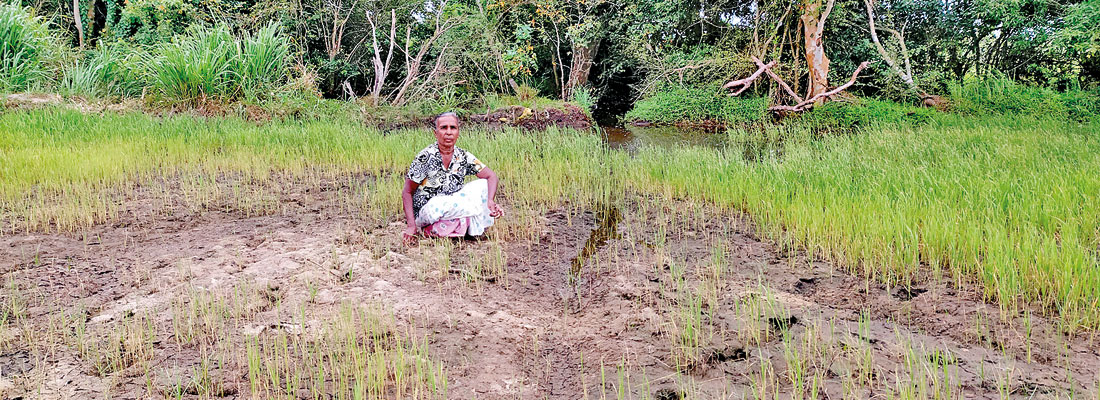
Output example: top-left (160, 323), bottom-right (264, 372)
top-left (476, 167), bottom-right (503, 217)
top-left (402, 179), bottom-right (420, 243)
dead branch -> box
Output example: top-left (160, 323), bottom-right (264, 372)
top-left (722, 60), bottom-right (776, 96)
top-left (73, 0), bottom-right (84, 48)
top-left (864, 0), bottom-right (916, 90)
top-left (770, 61), bottom-right (870, 112)
top-left (366, 9), bottom-right (397, 105)
top-left (393, 3), bottom-right (459, 105)
top-left (752, 56), bottom-right (803, 103)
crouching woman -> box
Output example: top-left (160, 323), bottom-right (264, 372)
top-left (402, 112), bottom-right (504, 245)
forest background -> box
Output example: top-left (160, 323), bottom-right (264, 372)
top-left (2, 0), bottom-right (1099, 124)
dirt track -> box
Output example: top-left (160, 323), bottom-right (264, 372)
top-left (1, 178), bottom-right (1098, 399)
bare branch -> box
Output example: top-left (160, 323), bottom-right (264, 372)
top-left (722, 60), bottom-right (775, 96)
top-left (753, 56), bottom-right (803, 103)
top-left (771, 61), bottom-right (870, 112)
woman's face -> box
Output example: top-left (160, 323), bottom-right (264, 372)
top-left (433, 115), bottom-right (460, 149)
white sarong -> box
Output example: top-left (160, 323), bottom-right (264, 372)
top-left (415, 179), bottom-right (494, 236)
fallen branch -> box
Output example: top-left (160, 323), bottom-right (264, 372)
top-left (751, 56), bottom-right (803, 103)
top-left (770, 61), bottom-right (870, 112)
top-left (722, 60), bottom-right (775, 96)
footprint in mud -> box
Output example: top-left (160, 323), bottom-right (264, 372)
top-left (893, 286), bottom-right (927, 301)
top-left (767, 315), bottom-right (799, 332)
top-left (653, 388), bottom-right (684, 400)
top-left (793, 277), bottom-right (816, 294)
top-left (706, 347), bottom-right (748, 363)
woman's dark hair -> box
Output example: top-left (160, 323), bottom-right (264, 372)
top-left (433, 112), bottom-right (461, 129)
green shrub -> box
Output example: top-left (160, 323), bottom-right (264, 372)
top-left (797, 99), bottom-right (939, 132)
top-left (0, 3), bottom-right (58, 91)
top-left (948, 78), bottom-right (1100, 121)
top-left (236, 23), bottom-right (290, 101)
top-left (624, 85), bottom-right (766, 124)
top-left (59, 44), bottom-right (144, 98)
top-left (145, 23), bottom-right (290, 102)
top-left (107, 0), bottom-right (196, 45)
top-left (1059, 88), bottom-right (1100, 122)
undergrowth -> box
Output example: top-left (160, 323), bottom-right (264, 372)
top-left (624, 85), bottom-right (767, 124)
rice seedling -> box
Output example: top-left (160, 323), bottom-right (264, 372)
top-left (244, 302), bottom-right (447, 399)
top-left (83, 311), bottom-right (157, 377)
top-left (669, 286), bottom-right (709, 371)
top-left (170, 284), bottom-right (263, 348)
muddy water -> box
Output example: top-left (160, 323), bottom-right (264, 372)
top-left (600, 126), bottom-right (727, 151)
top-left (575, 125), bottom-right (783, 277)
top-left (568, 204), bottom-right (623, 283)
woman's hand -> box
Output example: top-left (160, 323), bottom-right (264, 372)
top-left (488, 200), bottom-right (505, 218)
top-left (402, 225), bottom-right (419, 246)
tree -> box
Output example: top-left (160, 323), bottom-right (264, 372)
top-left (800, 0), bottom-right (836, 103)
top-left (863, 0), bottom-right (945, 106)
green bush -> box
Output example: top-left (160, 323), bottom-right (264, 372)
top-left (571, 86), bottom-right (596, 114)
top-left (59, 43), bottom-right (144, 98)
top-left (0, 3), bottom-right (58, 91)
top-left (236, 23), bottom-right (291, 100)
top-left (1059, 88), bottom-right (1100, 122)
top-left (108, 0), bottom-right (196, 45)
top-left (797, 99), bottom-right (939, 132)
top-left (145, 23), bottom-right (290, 102)
top-left (625, 85), bottom-right (766, 124)
top-left (948, 77), bottom-right (1099, 121)
top-left (146, 24), bottom-right (236, 101)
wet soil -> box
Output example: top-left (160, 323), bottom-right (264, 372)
top-left (0, 180), bottom-right (1097, 399)
top-left (467, 105), bottom-right (593, 131)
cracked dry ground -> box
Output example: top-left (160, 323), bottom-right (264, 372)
top-left (1, 181), bottom-right (1098, 399)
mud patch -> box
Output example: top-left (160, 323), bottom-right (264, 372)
top-left (468, 105), bottom-right (592, 130)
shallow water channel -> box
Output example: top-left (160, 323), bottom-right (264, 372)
top-left (567, 125), bottom-right (785, 283)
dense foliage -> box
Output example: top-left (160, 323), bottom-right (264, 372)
top-left (2, 0), bottom-right (1099, 119)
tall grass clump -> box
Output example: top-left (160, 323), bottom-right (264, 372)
top-left (145, 22), bottom-right (290, 103)
top-left (624, 85), bottom-right (766, 124)
top-left (0, 3), bottom-right (58, 91)
top-left (146, 25), bottom-right (236, 101)
top-left (59, 44), bottom-right (144, 98)
top-left (235, 23), bottom-right (291, 100)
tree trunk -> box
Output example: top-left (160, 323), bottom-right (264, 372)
top-left (73, 0), bottom-right (84, 48)
top-left (565, 39), bottom-right (601, 99)
top-left (366, 10), bottom-right (396, 106)
top-left (800, 0), bottom-right (834, 103)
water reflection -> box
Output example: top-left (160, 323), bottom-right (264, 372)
top-left (601, 125), bottom-right (727, 152)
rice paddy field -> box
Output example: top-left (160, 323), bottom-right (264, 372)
top-left (1, 107), bottom-right (1099, 399)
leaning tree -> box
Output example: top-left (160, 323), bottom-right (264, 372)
top-left (723, 0), bottom-right (871, 112)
